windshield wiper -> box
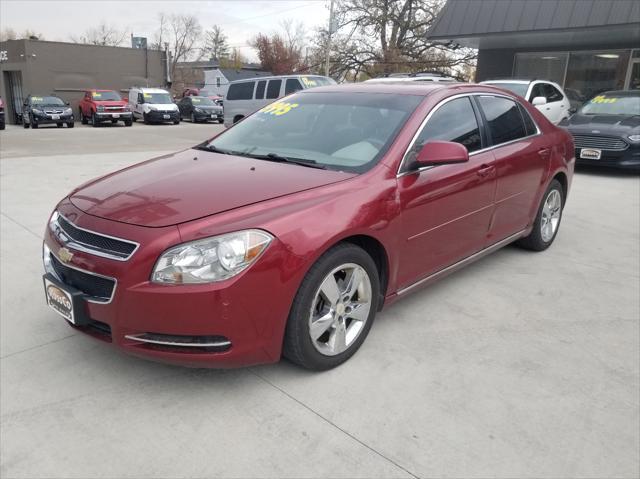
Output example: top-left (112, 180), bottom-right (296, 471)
top-left (194, 143), bottom-right (233, 155)
top-left (246, 152), bottom-right (328, 170)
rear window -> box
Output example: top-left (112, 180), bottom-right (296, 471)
top-left (227, 82), bottom-right (255, 100)
top-left (266, 80), bottom-right (282, 99)
top-left (478, 96), bottom-right (527, 145)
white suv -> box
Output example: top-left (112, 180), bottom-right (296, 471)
top-left (481, 79), bottom-right (571, 125)
top-left (365, 72), bottom-right (458, 84)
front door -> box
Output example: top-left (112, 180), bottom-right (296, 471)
top-left (396, 96), bottom-right (496, 288)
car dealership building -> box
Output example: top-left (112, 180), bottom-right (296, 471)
top-left (0, 39), bottom-right (168, 124)
top-left (429, 0), bottom-right (640, 103)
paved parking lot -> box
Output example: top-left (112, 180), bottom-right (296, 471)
top-left (1, 122), bottom-right (639, 478)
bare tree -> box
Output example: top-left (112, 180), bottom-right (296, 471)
top-left (70, 22), bottom-right (128, 46)
top-left (152, 13), bottom-right (203, 79)
top-left (307, 0), bottom-right (476, 81)
top-left (1, 28), bottom-right (44, 41)
top-left (203, 25), bottom-right (229, 60)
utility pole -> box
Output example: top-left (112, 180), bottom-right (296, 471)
top-left (324, 0), bottom-right (335, 77)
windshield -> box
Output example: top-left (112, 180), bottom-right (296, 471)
top-left (206, 92), bottom-right (422, 173)
top-left (31, 96), bottom-right (65, 106)
top-left (579, 93), bottom-right (640, 115)
top-left (143, 92), bottom-right (173, 104)
top-left (300, 76), bottom-right (335, 88)
top-left (190, 96), bottom-right (215, 106)
top-left (92, 91), bottom-right (121, 101)
top-left (483, 82), bottom-right (529, 97)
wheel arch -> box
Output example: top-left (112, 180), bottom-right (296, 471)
top-left (233, 115), bottom-right (245, 124)
top-left (552, 171), bottom-right (568, 198)
top-left (335, 234), bottom-right (390, 310)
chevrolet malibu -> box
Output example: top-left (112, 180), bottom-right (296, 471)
top-left (43, 83), bottom-right (575, 370)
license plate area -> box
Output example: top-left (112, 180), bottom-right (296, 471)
top-left (580, 148), bottom-right (602, 160)
top-left (43, 274), bottom-right (90, 325)
top-left (163, 114), bottom-right (170, 119)
top-left (113, 113), bottom-right (120, 118)
top-left (50, 114), bottom-right (60, 120)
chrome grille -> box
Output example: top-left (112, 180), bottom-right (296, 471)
top-left (50, 212), bottom-right (138, 261)
top-left (572, 134), bottom-right (628, 151)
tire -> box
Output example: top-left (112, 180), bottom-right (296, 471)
top-left (191, 112), bottom-right (197, 123)
top-left (283, 243), bottom-right (380, 370)
top-left (67, 122), bottom-right (74, 128)
top-left (173, 119), bottom-right (180, 125)
top-left (31, 120), bottom-right (38, 129)
top-left (56, 123), bottom-right (63, 128)
top-left (132, 114), bottom-right (137, 122)
top-left (92, 112), bottom-right (99, 127)
top-left (111, 119), bottom-right (118, 124)
top-left (517, 179), bottom-right (564, 251)
top-left (218, 118), bottom-right (224, 124)
top-left (80, 110), bottom-right (88, 125)
top-left (0, 122), bottom-right (5, 130)
top-left (124, 120), bottom-right (132, 127)
top-left (143, 113), bottom-right (150, 124)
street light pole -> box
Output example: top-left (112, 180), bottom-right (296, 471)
top-left (324, 0), bottom-right (335, 77)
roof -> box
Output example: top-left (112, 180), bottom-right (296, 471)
top-left (296, 82), bottom-right (470, 97)
top-left (219, 68), bottom-right (272, 82)
top-left (428, 0), bottom-right (640, 49)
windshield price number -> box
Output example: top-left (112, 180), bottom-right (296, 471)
top-left (259, 101), bottom-right (299, 116)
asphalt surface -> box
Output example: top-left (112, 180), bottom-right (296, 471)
top-left (1, 122), bottom-right (639, 478)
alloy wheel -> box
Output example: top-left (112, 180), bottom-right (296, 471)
top-left (308, 263), bottom-right (372, 356)
top-left (541, 189), bottom-right (562, 242)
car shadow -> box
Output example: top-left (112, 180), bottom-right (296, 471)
top-left (575, 164), bottom-right (639, 177)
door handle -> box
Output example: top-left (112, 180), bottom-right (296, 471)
top-left (477, 164), bottom-right (494, 177)
top-left (538, 148), bottom-right (551, 159)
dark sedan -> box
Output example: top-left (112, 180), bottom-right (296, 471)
top-left (178, 96), bottom-right (224, 124)
top-left (23, 95), bottom-right (74, 129)
top-left (560, 90), bottom-right (640, 170)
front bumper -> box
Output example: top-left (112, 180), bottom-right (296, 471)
top-left (146, 110), bottom-right (180, 122)
top-left (95, 111), bottom-right (132, 121)
top-left (42, 200), bottom-right (296, 368)
top-left (193, 110), bottom-right (223, 121)
top-left (32, 113), bottom-right (74, 124)
top-left (575, 145), bottom-right (640, 170)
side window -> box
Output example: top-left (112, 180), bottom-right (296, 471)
top-left (544, 84), bottom-right (563, 103)
top-left (517, 103), bottom-right (538, 136)
top-left (405, 97), bottom-right (482, 166)
top-left (227, 82), bottom-right (255, 100)
top-left (137, 93), bottom-right (144, 103)
top-left (255, 80), bottom-right (266, 99)
top-left (530, 84), bottom-right (544, 102)
top-left (478, 96), bottom-right (527, 145)
top-left (285, 78), bottom-right (303, 95)
top-left (266, 80), bottom-right (282, 99)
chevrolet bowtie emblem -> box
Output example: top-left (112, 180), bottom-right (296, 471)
top-left (58, 247), bottom-right (74, 263)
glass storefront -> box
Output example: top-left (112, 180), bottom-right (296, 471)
top-left (514, 49), bottom-right (638, 107)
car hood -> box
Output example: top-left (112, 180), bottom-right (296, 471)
top-left (562, 113), bottom-right (640, 136)
top-left (69, 149), bottom-right (356, 227)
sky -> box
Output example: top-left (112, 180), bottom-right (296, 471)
top-left (0, 0), bottom-right (330, 61)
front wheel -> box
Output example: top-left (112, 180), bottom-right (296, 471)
top-left (67, 122), bottom-right (74, 128)
top-left (91, 112), bottom-right (99, 127)
top-left (124, 119), bottom-right (132, 127)
top-left (80, 110), bottom-right (88, 124)
top-left (517, 179), bottom-right (564, 251)
top-left (283, 243), bottom-right (380, 370)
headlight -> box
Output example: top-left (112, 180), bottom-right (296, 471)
top-left (96, 105), bottom-right (105, 112)
top-left (151, 229), bottom-right (273, 284)
top-left (64, 108), bottom-right (73, 115)
top-left (147, 106), bottom-right (157, 112)
top-left (32, 108), bottom-right (43, 114)
top-left (628, 134), bottom-right (640, 142)
top-left (195, 108), bottom-right (203, 113)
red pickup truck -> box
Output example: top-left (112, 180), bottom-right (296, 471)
top-left (78, 90), bottom-right (133, 127)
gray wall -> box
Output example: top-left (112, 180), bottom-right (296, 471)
top-left (1, 39), bottom-right (167, 123)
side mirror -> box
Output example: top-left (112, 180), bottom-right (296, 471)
top-left (568, 107), bottom-right (577, 115)
top-left (415, 141), bottom-right (469, 167)
top-left (532, 96), bottom-right (547, 106)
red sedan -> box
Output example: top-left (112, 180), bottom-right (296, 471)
top-left (43, 83), bottom-right (574, 370)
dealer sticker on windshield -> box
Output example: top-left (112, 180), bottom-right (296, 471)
top-left (259, 101), bottom-right (299, 116)
top-left (580, 148), bottom-right (601, 160)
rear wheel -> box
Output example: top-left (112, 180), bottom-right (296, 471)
top-left (283, 243), bottom-right (379, 370)
top-left (517, 179), bottom-right (564, 251)
top-left (91, 112), bottom-right (99, 127)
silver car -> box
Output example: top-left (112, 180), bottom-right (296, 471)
top-left (223, 75), bottom-right (335, 128)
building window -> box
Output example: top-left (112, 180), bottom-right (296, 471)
top-left (564, 50), bottom-right (631, 102)
top-left (216, 76), bottom-right (221, 88)
top-left (514, 52), bottom-right (568, 86)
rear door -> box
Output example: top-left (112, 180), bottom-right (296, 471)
top-left (475, 95), bottom-right (549, 243)
top-left (397, 95), bottom-right (497, 287)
